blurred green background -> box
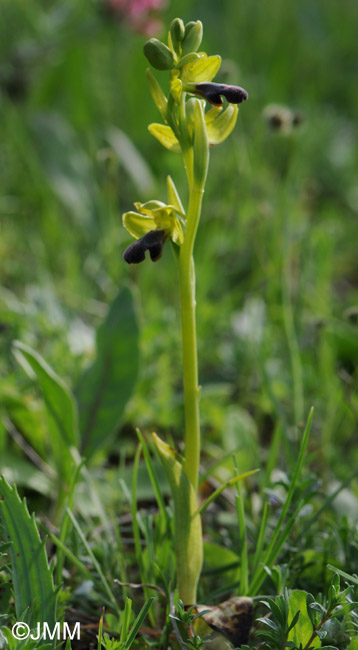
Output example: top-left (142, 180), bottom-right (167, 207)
top-left (1, 0), bottom-right (358, 479)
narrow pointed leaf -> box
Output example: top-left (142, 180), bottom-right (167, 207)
top-left (13, 341), bottom-right (78, 448)
top-left (13, 341), bottom-right (78, 482)
top-left (152, 433), bottom-right (202, 605)
top-left (0, 478), bottom-right (57, 627)
top-left (146, 68), bottom-right (168, 120)
top-left (167, 175), bottom-right (185, 216)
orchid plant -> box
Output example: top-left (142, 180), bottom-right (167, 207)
top-left (122, 18), bottom-right (248, 606)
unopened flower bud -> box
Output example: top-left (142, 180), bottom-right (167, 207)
top-left (144, 38), bottom-right (174, 70)
top-left (170, 18), bottom-right (185, 54)
top-left (181, 21), bottom-right (203, 56)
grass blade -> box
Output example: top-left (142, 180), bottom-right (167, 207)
top-left (125, 597), bottom-right (154, 649)
top-left (233, 459), bottom-right (249, 595)
top-left (65, 508), bottom-right (120, 613)
top-left (56, 458), bottom-right (85, 585)
top-left (249, 408), bottom-right (314, 595)
top-left (199, 469), bottom-right (259, 515)
top-left (252, 501), bottom-right (269, 574)
top-left (136, 428), bottom-right (169, 525)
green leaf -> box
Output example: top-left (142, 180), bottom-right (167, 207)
top-left (76, 287), bottom-right (140, 460)
top-left (148, 123), bottom-right (181, 152)
top-left (152, 433), bottom-right (202, 605)
top-left (13, 341), bottom-right (78, 482)
top-left (1, 450), bottom-right (53, 495)
top-left (288, 590), bottom-right (321, 648)
top-left (203, 542), bottom-right (240, 585)
top-left (124, 597), bottom-right (154, 649)
top-left (327, 565), bottom-right (358, 586)
top-left (0, 477), bottom-right (57, 628)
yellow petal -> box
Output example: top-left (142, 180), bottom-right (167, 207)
top-left (205, 105), bottom-right (223, 124)
top-left (170, 77), bottom-right (182, 103)
top-left (134, 200), bottom-right (166, 215)
top-left (206, 104), bottom-right (238, 145)
top-left (122, 211), bottom-right (156, 239)
top-left (148, 123), bottom-right (181, 152)
top-left (151, 207), bottom-right (184, 245)
top-left (181, 54), bottom-right (221, 84)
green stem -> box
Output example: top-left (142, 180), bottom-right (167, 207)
top-left (179, 187), bottom-right (204, 492)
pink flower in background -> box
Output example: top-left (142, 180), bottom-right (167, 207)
top-left (106, 0), bottom-right (167, 35)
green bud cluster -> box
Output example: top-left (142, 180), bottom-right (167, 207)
top-left (143, 18), bottom-right (203, 70)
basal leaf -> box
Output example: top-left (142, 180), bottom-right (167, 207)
top-left (152, 433), bottom-right (202, 605)
top-left (13, 341), bottom-right (78, 483)
top-left (204, 541), bottom-right (240, 585)
top-left (76, 287), bottom-right (140, 460)
top-left (0, 477), bottom-right (57, 628)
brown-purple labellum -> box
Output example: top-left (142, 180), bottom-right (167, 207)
top-left (194, 82), bottom-right (248, 106)
top-left (123, 229), bottom-right (165, 264)
top-left (195, 596), bottom-right (254, 646)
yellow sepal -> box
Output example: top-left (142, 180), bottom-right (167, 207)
top-left (148, 123), bottom-right (181, 152)
top-left (181, 54), bottom-right (222, 84)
